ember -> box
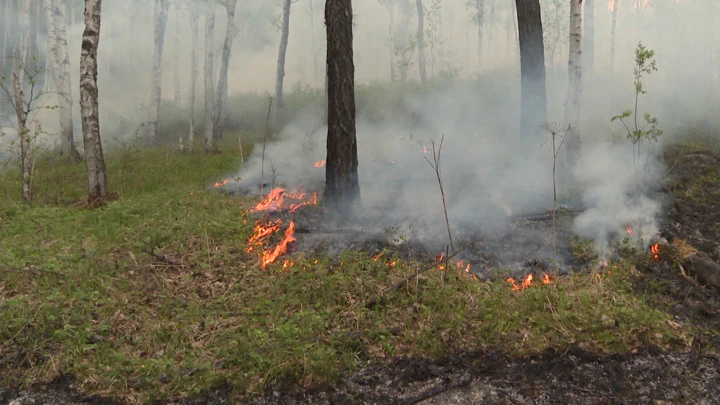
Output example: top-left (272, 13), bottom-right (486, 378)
top-left (625, 226), bottom-right (633, 235)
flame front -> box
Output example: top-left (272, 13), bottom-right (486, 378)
top-left (506, 273), bottom-right (551, 291)
top-left (250, 187), bottom-right (318, 213)
top-left (261, 221), bottom-right (296, 268)
top-left (650, 243), bottom-right (660, 259)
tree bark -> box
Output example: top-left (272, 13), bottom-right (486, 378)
top-left (214, 0), bottom-right (238, 140)
top-left (609, 0), bottom-right (619, 73)
top-left (204, 0), bottom-right (215, 153)
top-left (1, 0), bottom-right (11, 78)
top-left (416, 0), bottom-right (427, 83)
top-left (189, 7), bottom-right (199, 148)
top-left (564, 0), bottom-right (583, 167)
top-left (80, 0), bottom-right (108, 204)
top-left (12, 73), bottom-right (31, 206)
top-left (147, 0), bottom-right (170, 144)
top-left (582, 0), bottom-right (594, 77)
top-left (51, 0), bottom-right (81, 161)
top-left (274, 0), bottom-right (292, 125)
top-left (515, 0), bottom-right (547, 144)
top-left (16, 0), bottom-right (31, 85)
top-left (324, 0), bottom-right (359, 212)
top-left (173, 1), bottom-right (181, 106)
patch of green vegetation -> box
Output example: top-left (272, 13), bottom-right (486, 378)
top-left (0, 145), bottom-right (692, 402)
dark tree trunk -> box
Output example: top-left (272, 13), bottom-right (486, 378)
top-left (515, 0), bottom-right (547, 144)
top-left (416, 0), bottom-right (427, 83)
top-left (582, 0), bottom-right (595, 77)
top-left (324, 0), bottom-right (359, 212)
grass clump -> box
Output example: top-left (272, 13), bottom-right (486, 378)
top-left (0, 144), bottom-right (691, 402)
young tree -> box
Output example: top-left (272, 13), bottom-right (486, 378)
top-left (188, 4), bottom-right (200, 148)
top-left (16, 0), bottom-right (31, 85)
top-left (11, 73), bottom-right (31, 205)
top-left (49, 0), bottom-right (81, 161)
top-left (147, 0), bottom-right (170, 144)
top-left (324, 0), bottom-right (359, 212)
top-left (80, 0), bottom-right (108, 204)
top-left (415, 0), bottom-right (427, 82)
top-left (564, 0), bottom-right (583, 166)
top-left (204, 0), bottom-right (216, 153)
top-left (274, 0), bottom-right (292, 125)
top-left (582, 0), bottom-right (594, 76)
top-left (213, 0), bottom-right (238, 140)
top-left (515, 0), bottom-right (547, 144)
top-left (609, 0), bottom-right (619, 73)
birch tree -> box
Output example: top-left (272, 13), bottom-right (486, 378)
top-left (188, 5), bottom-right (200, 148)
top-left (274, 0), bottom-right (292, 125)
top-left (564, 0), bottom-right (583, 165)
top-left (582, 0), bottom-right (594, 76)
top-left (214, 0), bottom-right (238, 140)
top-left (80, 0), bottom-right (108, 204)
top-left (609, 0), bottom-right (619, 73)
top-left (147, 0), bottom-right (171, 144)
top-left (204, 0), bottom-right (216, 153)
top-left (12, 73), bottom-right (32, 205)
top-left (416, 0), bottom-right (427, 83)
top-left (515, 0), bottom-right (547, 143)
top-left (325, 0), bottom-right (359, 212)
top-left (1, 0), bottom-right (11, 78)
top-left (16, 0), bottom-right (31, 85)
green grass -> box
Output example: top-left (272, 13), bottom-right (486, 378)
top-left (0, 143), bottom-right (692, 403)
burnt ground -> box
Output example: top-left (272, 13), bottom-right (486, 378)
top-left (4, 145), bottom-right (720, 405)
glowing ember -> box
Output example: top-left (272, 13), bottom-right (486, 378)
top-left (372, 252), bottom-right (383, 261)
top-left (650, 243), bottom-right (660, 260)
top-left (625, 226), bottom-right (633, 235)
top-left (261, 221), bottom-right (296, 268)
top-left (314, 160), bottom-right (326, 168)
top-left (506, 273), bottom-right (552, 291)
top-left (214, 179), bottom-right (229, 188)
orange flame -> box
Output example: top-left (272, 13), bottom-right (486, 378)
top-left (625, 226), bottom-right (633, 235)
top-left (214, 179), bottom-right (229, 188)
top-left (650, 243), bottom-right (659, 259)
top-left (506, 273), bottom-right (551, 291)
top-left (314, 160), bottom-right (326, 168)
top-left (261, 221), bottom-right (296, 268)
top-left (247, 219), bottom-right (282, 252)
top-left (423, 145), bottom-right (428, 154)
top-left (251, 187), bottom-right (318, 213)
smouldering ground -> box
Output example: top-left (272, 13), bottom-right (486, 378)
top-left (0, 141), bottom-right (717, 404)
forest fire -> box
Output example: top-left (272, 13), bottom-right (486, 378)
top-left (213, 179), bottom-right (228, 188)
top-left (250, 187), bottom-right (318, 213)
top-left (506, 273), bottom-right (552, 291)
top-left (261, 221), bottom-right (296, 268)
top-left (314, 160), bottom-right (326, 168)
top-left (650, 243), bottom-right (660, 259)
top-left (625, 226), bottom-right (633, 235)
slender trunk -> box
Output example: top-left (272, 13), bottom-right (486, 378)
top-left (582, 0), bottom-right (594, 77)
top-left (1, 0), bottom-right (11, 76)
top-left (204, 0), bottom-right (216, 153)
top-left (80, 0), bottom-right (108, 204)
top-left (214, 0), bottom-right (238, 140)
top-left (515, 0), bottom-right (547, 144)
top-left (274, 0), bottom-right (292, 125)
top-left (189, 8), bottom-right (199, 148)
top-left (43, 0), bottom-right (58, 109)
top-left (511, 0), bottom-right (519, 58)
top-left (16, 0), bottom-right (31, 85)
top-left (416, 0), bottom-right (427, 83)
top-left (609, 0), bottom-right (619, 73)
top-left (385, 5), bottom-right (395, 82)
top-left (324, 0), bottom-right (359, 212)
top-left (53, 0), bottom-right (80, 161)
top-left (487, 0), bottom-right (496, 48)
top-left (564, 0), bottom-right (583, 167)
top-left (147, 0), bottom-right (170, 144)
top-left (173, 1), bottom-right (181, 106)
top-left (474, 0), bottom-right (484, 67)
top-left (12, 73), bottom-right (31, 205)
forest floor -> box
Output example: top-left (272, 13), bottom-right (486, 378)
top-left (1, 140), bottom-right (720, 404)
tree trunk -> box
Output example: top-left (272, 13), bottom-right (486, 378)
top-left (515, 0), bottom-right (547, 144)
top-left (188, 7), bottom-right (199, 148)
top-left (214, 0), bottom-right (238, 140)
top-left (51, 0), bottom-right (81, 161)
top-left (204, 0), bottom-right (215, 153)
top-left (473, 0), bottom-right (484, 67)
top-left (173, 1), bottom-right (181, 106)
top-left (582, 0), bottom-right (594, 77)
top-left (1, 0), bottom-right (11, 77)
top-left (16, 0), bottom-right (31, 85)
top-left (12, 73), bottom-right (31, 206)
top-left (564, 0), bottom-right (583, 167)
top-left (609, 0), bottom-right (619, 73)
top-left (80, 0), bottom-right (108, 205)
top-left (416, 0), bottom-right (427, 83)
top-left (324, 0), bottom-right (359, 212)
top-left (487, 0), bottom-right (496, 48)
top-left (274, 0), bottom-right (292, 125)
top-left (147, 0), bottom-right (170, 144)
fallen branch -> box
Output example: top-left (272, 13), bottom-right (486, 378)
top-left (365, 242), bottom-right (471, 308)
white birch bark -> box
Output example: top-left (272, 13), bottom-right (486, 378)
top-left (147, 0), bottom-right (171, 144)
top-left (16, 0), bottom-right (31, 85)
top-left (43, 0), bottom-right (58, 104)
top-left (12, 73), bottom-right (31, 205)
top-left (214, 0), bottom-right (238, 140)
top-left (80, 0), bottom-right (108, 203)
top-left (188, 7), bottom-right (199, 148)
top-left (174, 1), bottom-right (181, 106)
top-left (204, 0), bottom-right (216, 153)
top-left (274, 0), bottom-right (292, 124)
top-left (609, 0), bottom-right (619, 73)
top-left (582, 0), bottom-right (594, 76)
top-left (564, 0), bottom-right (583, 165)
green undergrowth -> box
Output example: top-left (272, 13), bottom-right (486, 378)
top-left (0, 145), bottom-right (693, 403)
